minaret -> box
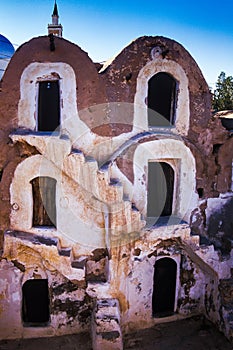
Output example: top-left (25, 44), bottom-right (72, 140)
top-left (48, 1), bottom-right (63, 37)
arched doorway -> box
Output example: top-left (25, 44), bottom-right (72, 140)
top-left (147, 162), bottom-right (175, 219)
top-left (148, 72), bottom-right (177, 127)
top-left (22, 279), bottom-right (50, 325)
top-left (31, 176), bottom-right (57, 227)
top-left (152, 257), bottom-right (177, 317)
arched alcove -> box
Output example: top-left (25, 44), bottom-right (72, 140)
top-left (38, 80), bottom-right (60, 132)
top-left (148, 72), bottom-right (177, 127)
top-left (10, 154), bottom-right (61, 231)
top-left (147, 162), bottom-right (174, 218)
top-left (134, 59), bottom-right (189, 135)
top-left (133, 139), bottom-right (198, 222)
top-left (152, 257), bottom-right (177, 317)
top-left (31, 176), bottom-right (57, 227)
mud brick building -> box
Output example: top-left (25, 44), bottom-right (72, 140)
top-left (0, 3), bottom-right (232, 349)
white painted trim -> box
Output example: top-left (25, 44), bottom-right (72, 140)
top-left (134, 58), bottom-right (190, 136)
top-left (133, 139), bottom-right (198, 222)
top-left (10, 155), bottom-right (61, 231)
top-left (10, 154), bottom-right (106, 250)
top-left (35, 79), bottom-right (61, 132)
top-left (18, 62), bottom-right (90, 145)
top-left (147, 159), bottom-right (179, 218)
top-left (153, 255), bottom-right (181, 314)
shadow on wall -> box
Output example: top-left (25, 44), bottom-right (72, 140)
top-left (207, 197), bottom-right (233, 255)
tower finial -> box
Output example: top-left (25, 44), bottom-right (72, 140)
top-left (48, 1), bottom-right (63, 37)
top-left (53, 1), bottom-right (58, 17)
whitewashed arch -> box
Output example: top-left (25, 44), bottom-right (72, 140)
top-left (10, 155), bottom-right (106, 249)
top-left (134, 58), bottom-right (190, 136)
top-left (18, 62), bottom-right (89, 144)
top-left (152, 255), bottom-right (181, 315)
top-left (132, 139), bottom-right (198, 222)
top-left (10, 154), bottom-right (61, 231)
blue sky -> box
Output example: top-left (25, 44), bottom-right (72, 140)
top-left (1, 0), bottom-right (233, 88)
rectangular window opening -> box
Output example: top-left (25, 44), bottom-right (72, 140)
top-left (38, 81), bottom-right (60, 132)
top-left (31, 177), bottom-right (57, 227)
top-left (148, 72), bottom-right (177, 127)
top-left (147, 161), bottom-right (174, 221)
top-left (22, 279), bottom-right (50, 327)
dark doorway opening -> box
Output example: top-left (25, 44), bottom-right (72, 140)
top-left (31, 177), bottom-right (57, 227)
top-left (148, 72), bottom-right (177, 127)
top-left (152, 258), bottom-right (177, 317)
top-left (38, 81), bottom-right (60, 132)
top-left (22, 279), bottom-right (50, 326)
top-left (147, 162), bottom-right (174, 218)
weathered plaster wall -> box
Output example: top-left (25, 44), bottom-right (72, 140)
top-left (206, 194), bottom-right (233, 255)
top-left (99, 36), bottom-right (231, 201)
top-left (0, 228), bottom-right (113, 340)
top-left (0, 33), bottom-right (232, 342)
top-left (10, 154), bottom-right (106, 250)
top-left (0, 36), bottom-right (105, 249)
top-left (0, 259), bottom-right (22, 339)
top-left (1, 35), bottom-right (231, 246)
top-left (101, 36), bottom-right (211, 136)
top-left (106, 224), bottom-right (223, 333)
top-left (216, 137), bottom-right (233, 193)
top-left (1, 36), bottom-right (106, 123)
top-left (132, 138), bottom-right (198, 221)
top-left (0, 256), bottom-right (93, 339)
top-left (134, 55), bottom-right (189, 135)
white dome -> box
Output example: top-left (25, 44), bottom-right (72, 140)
top-left (0, 34), bottom-right (15, 80)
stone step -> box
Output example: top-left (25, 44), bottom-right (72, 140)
top-left (3, 231), bottom-right (85, 284)
top-left (71, 254), bottom-right (88, 269)
top-left (64, 151), bottom-right (124, 203)
top-left (63, 150), bottom-right (145, 234)
top-left (108, 200), bottom-right (145, 235)
top-left (91, 299), bottom-right (123, 350)
top-left (57, 238), bottom-right (72, 257)
top-left (70, 247), bottom-right (110, 283)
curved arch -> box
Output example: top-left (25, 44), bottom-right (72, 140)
top-left (17, 62), bottom-right (90, 143)
top-left (10, 155), bottom-right (61, 231)
top-left (9, 155), bottom-right (106, 249)
top-left (133, 139), bottom-right (198, 221)
top-left (31, 176), bottom-right (57, 227)
top-left (134, 58), bottom-right (189, 135)
top-left (152, 257), bottom-right (177, 316)
top-left (148, 72), bottom-right (177, 126)
top-left (147, 161), bottom-right (175, 218)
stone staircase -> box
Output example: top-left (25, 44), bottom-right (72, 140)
top-left (3, 229), bottom-right (122, 348)
top-left (3, 229), bottom-right (111, 286)
top-left (3, 230), bottom-right (85, 284)
top-left (3, 137), bottom-right (146, 283)
top-left (63, 149), bottom-right (145, 235)
top-left (91, 299), bottom-right (123, 350)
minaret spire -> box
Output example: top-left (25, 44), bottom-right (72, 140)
top-left (52, 1), bottom-right (59, 23)
top-left (48, 1), bottom-right (63, 37)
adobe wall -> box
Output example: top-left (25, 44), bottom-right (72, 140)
top-left (0, 34), bottom-right (232, 254)
top-left (0, 36), bottom-right (107, 247)
top-left (100, 36), bottom-right (230, 193)
top-left (0, 34), bottom-right (232, 342)
top-left (101, 36), bottom-right (211, 134)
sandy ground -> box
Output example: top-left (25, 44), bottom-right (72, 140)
top-left (0, 316), bottom-right (232, 350)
